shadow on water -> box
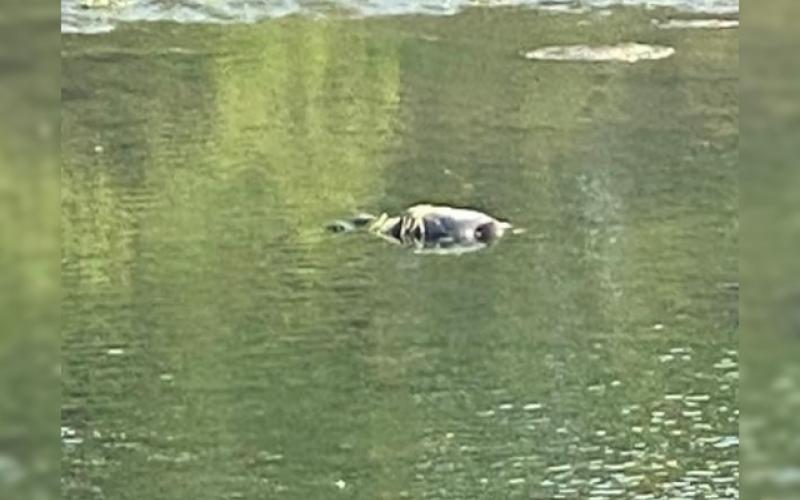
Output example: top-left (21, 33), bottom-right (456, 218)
top-left (62, 6), bottom-right (738, 500)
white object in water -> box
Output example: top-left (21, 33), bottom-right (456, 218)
top-left (654, 19), bottom-right (739, 30)
top-left (523, 43), bottom-right (675, 63)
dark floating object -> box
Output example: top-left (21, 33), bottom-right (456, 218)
top-left (329, 204), bottom-right (521, 255)
top-left (325, 213), bottom-right (376, 234)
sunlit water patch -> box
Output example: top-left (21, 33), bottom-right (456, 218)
top-left (415, 343), bottom-right (739, 498)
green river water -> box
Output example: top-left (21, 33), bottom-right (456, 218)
top-left (62, 6), bottom-right (738, 499)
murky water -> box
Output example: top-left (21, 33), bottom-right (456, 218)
top-left (62, 5), bottom-right (738, 499)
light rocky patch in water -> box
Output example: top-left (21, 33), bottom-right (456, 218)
top-left (523, 43), bottom-right (675, 63)
top-left (62, 0), bottom-right (739, 34)
top-left (80, 0), bottom-right (129, 7)
top-left (654, 18), bottom-right (739, 29)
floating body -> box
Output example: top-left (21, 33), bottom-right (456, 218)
top-left (328, 204), bottom-right (517, 254)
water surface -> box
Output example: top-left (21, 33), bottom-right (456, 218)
top-left (62, 0), bottom-right (739, 33)
top-left (62, 6), bottom-right (738, 499)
